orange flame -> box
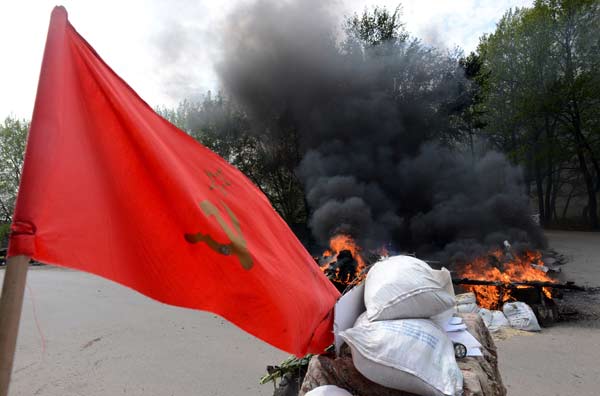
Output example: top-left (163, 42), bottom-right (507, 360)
top-left (459, 249), bottom-right (555, 309)
top-left (320, 235), bottom-right (367, 285)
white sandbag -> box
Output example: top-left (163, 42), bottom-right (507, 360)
top-left (364, 255), bottom-right (455, 321)
top-left (340, 313), bottom-right (463, 396)
top-left (455, 292), bottom-right (480, 313)
top-left (478, 309), bottom-right (509, 332)
top-left (455, 292), bottom-right (477, 305)
top-left (478, 308), bottom-right (493, 326)
top-left (503, 301), bottom-right (541, 332)
top-left (456, 302), bottom-right (480, 314)
top-left (430, 308), bottom-right (456, 328)
top-left (305, 385), bottom-right (353, 396)
top-left (489, 310), bottom-right (510, 332)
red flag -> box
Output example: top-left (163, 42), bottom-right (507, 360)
top-left (9, 6), bottom-right (339, 356)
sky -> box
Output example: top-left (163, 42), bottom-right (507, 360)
top-left (0, 0), bottom-right (533, 120)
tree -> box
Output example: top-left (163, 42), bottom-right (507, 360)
top-left (495, 6), bottom-right (559, 225)
top-left (458, 52), bottom-right (487, 160)
top-left (475, 1), bottom-right (600, 228)
top-left (543, 0), bottom-right (600, 228)
top-left (343, 6), bottom-right (470, 150)
top-left (0, 116), bottom-right (28, 243)
top-left (344, 5), bottom-right (408, 49)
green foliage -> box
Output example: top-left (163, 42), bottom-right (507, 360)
top-left (474, 0), bottom-right (600, 227)
top-left (0, 116), bottom-right (28, 225)
top-left (259, 354), bottom-right (314, 385)
top-left (344, 5), bottom-right (408, 48)
top-left (0, 223), bottom-right (10, 246)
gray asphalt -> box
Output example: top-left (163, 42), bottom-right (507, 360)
top-left (2, 266), bottom-right (287, 396)
top-left (2, 229), bottom-right (599, 395)
top-left (496, 230), bottom-right (600, 396)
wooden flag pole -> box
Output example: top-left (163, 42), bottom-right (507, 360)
top-left (0, 255), bottom-right (30, 396)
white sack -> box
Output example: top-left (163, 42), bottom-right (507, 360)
top-left (364, 255), bottom-right (455, 321)
top-left (455, 292), bottom-right (477, 305)
top-left (431, 308), bottom-right (456, 329)
top-left (478, 309), bottom-right (510, 332)
top-left (490, 310), bottom-right (510, 332)
top-left (305, 385), bottom-right (353, 396)
top-left (456, 302), bottom-right (480, 314)
top-left (340, 313), bottom-right (463, 396)
top-left (478, 308), bottom-right (493, 326)
top-left (503, 302), bottom-right (541, 332)
top-left (455, 292), bottom-right (479, 313)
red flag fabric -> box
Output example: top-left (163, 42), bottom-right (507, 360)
top-left (9, 6), bottom-right (339, 356)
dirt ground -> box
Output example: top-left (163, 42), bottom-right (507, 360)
top-left (1, 229), bottom-right (599, 395)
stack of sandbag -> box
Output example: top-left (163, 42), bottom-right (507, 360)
top-left (455, 292), bottom-right (479, 314)
top-left (339, 256), bottom-right (463, 396)
top-left (300, 313), bottom-right (507, 396)
top-left (454, 293), bottom-right (540, 333)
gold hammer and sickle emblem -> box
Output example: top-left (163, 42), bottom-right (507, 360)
top-left (184, 200), bottom-right (254, 270)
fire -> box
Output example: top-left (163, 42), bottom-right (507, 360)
top-left (320, 235), bottom-right (367, 286)
top-left (459, 249), bottom-right (555, 309)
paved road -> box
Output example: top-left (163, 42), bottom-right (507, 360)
top-left (545, 230), bottom-right (600, 288)
top-left (496, 230), bottom-right (600, 396)
top-left (2, 230), bottom-right (599, 395)
top-left (2, 267), bottom-right (288, 396)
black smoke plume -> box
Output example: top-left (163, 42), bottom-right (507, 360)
top-left (216, 0), bottom-right (546, 263)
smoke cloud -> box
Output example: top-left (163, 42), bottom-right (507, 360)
top-left (216, 0), bottom-right (546, 262)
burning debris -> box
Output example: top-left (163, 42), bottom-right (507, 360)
top-left (449, 241), bottom-right (587, 327)
top-left (454, 247), bottom-right (557, 310)
top-left (315, 235), bottom-right (587, 328)
top-left (313, 234), bottom-right (579, 327)
top-left (316, 234), bottom-right (392, 292)
top-left (318, 235), bottom-right (367, 291)
top-left (315, 229), bottom-right (584, 327)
